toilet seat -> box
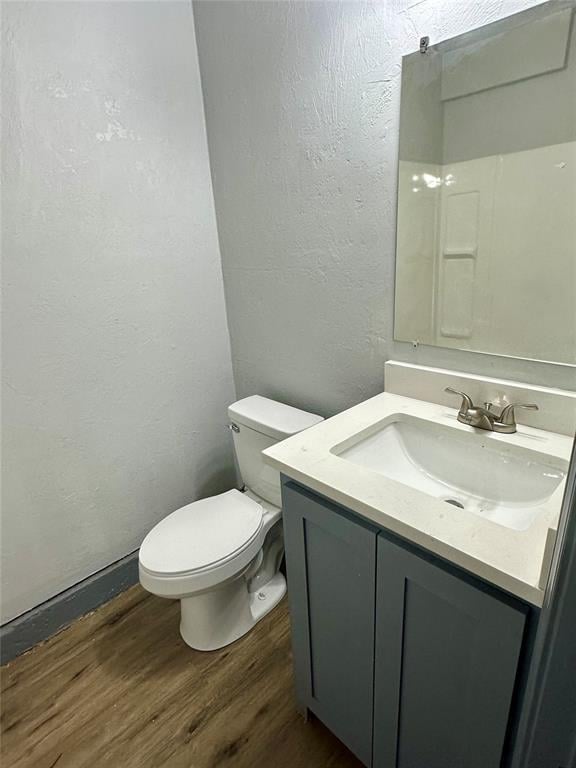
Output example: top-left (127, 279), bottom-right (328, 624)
top-left (138, 490), bottom-right (271, 598)
top-left (140, 489), bottom-right (263, 577)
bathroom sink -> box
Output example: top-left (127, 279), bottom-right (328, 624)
top-left (333, 415), bottom-right (567, 531)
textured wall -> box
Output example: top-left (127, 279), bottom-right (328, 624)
top-left (194, 0), bottom-right (575, 419)
top-left (2, 1), bottom-right (236, 623)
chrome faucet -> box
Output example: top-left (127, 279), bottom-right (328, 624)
top-left (444, 387), bottom-right (538, 434)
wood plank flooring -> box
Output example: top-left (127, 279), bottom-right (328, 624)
top-left (1, 586), bottom-right (361, 768)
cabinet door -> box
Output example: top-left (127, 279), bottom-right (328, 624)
top-left (282, 481), bottom-right (377, 766)
top-left (374, 534), bottom-right (528, 768)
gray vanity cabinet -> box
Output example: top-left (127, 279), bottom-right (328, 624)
top-left (282, 479), bottom-right (532, 768)
top-left (282, 480), bottom-right (377, 766)
top-left (374, 534), bottom-right (529, 768)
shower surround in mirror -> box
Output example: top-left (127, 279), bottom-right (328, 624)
top-left (394, 3), bottom-right (576, 365)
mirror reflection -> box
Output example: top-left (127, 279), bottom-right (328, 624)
top-left (394, 2), bottom-right (576, 365)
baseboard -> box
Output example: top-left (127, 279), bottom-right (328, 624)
top-left (0, 550), bottom-right (140, 665)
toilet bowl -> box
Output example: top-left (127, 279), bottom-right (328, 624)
top-left (138, 396), bottom-right (323, 651)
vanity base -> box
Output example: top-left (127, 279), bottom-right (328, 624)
top-left (282, 478), bottom-right (537, 768)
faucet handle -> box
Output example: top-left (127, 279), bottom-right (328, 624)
top-left (444, 387), bottom-right (474, 415)
top-left (498, 402), bottom-right (539, 426)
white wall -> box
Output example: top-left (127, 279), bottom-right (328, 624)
top-left (1, 1), bottom-right (236, 624)
top-left (436, 143), bottom-right (576, 363)
top-left (194, 0), bottom-right (575, 420)
top-left (394, 160), bottom-right (440, 345)
top-left (396, 142), bottom-right (576, 365)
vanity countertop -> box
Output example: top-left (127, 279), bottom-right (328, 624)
top-left (263, 392), bottom-right (573, 606)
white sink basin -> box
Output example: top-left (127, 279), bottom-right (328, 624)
top-left (333, 415), bottom-right (567, 531)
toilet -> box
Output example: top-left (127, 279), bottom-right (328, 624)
top-left (139, 395), bottom-right (323, 651)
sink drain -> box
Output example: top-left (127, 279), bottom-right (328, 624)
top-left (443, 498), bottom-right (465, 509)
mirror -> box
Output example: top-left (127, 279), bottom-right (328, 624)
top-left (394, 2), bottom-right (576, 365)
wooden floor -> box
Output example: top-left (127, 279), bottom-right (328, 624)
top-left (1, 586), bottom-right (361, 768)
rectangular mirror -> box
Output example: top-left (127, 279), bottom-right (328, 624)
top-left (394, 1), bottom-right (576, 365)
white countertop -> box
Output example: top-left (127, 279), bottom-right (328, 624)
top-left (263, 392), bottom-right (573, 606)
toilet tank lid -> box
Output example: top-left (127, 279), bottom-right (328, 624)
top-left (228, 395), bottom-right (323, 441)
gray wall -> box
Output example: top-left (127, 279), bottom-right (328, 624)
top-left (194, 0), bottom-right (575, 419)
top-left (2, 1), bottom-right (236, 624)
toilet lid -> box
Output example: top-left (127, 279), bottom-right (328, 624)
top-left (139, 490), bottom-right (263, 576)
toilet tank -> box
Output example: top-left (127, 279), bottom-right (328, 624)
top-left (228, 396), bottom-right (324, 507)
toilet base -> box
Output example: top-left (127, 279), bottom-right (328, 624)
top-left (179, 572), bottom-right (286, 651)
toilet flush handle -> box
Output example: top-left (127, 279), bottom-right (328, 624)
top-left (228, 422), bottom-right (240, 433)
